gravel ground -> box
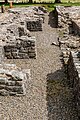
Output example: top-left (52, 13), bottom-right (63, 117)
top-left (0, 13), bottom-right (78, 120)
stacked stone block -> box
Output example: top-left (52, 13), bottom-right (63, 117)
top-left (0, 6), bottom-right (46, 96)
top-left (0, 64), bottom-right (30, 96)
top-left (56, 6), bottom-right (70, 28)
top-left (4, 36), bottom-right (36, 59)
top-left (26, 20), bottom-right (42, 31)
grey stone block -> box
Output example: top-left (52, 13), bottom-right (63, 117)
top-left (0, 64), bottom-right (30, 96)
top-left (4, 36), bottom-right (37, 59)
top-left (26, 20), bottom-right (42, 31)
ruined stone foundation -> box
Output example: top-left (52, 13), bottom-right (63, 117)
top-left (0, 63), bottom-right (30, 96)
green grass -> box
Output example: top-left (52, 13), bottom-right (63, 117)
top-left (46, 2), bottom-right (80, 11)
top-left (1, 1), bottom-right (80, 12)
top-left (42, 2), bottom-right (80, 11)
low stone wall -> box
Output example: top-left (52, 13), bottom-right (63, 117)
top-left (26, 20), bottom-right (42, 31)
top-left (4, 36), bottom-right (36, 59)
top-left (55, 6), bottom-right (80, 66)
top-left (55, 6), bottom-right (80, 36)
top-left (0, 6), bottom-right (47, 97)
top-left (67, 51), bottom-right (80, 117)
top-left (0, 63), bottom-right (30, 96)
top-left (55, 6), bottom-right (70, 28)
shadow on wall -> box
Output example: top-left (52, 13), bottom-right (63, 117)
top-left (46, 68), bottom-right (78, 120)
top-left (48, 10), bottom-right (58, 28)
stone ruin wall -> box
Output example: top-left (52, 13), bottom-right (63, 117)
top-left (0, 63), bottom-right (30, 96)
top-left (55, 6), bottom-right (80, 118)
top-left (68, 51), bottom-right (80, 118)
top-left (55, 6), bottom-right (80, 65)
top-left (0, 6), bottom-right (46, 96)
top-left (0, 6), bottom-right (46, 60)
top-left (4, 36), bottom-right (36, 59)
top-left (27, 20), bottom-right (42, 31)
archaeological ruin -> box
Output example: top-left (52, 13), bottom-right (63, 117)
top-left (0, 4), bottom-right (80, 120)
top-left (0, 6), bottom-right (46, 96)
top-left (0, 63), bottom-right (30, 96)
top-left (54, 6), bottom-right (80, 118)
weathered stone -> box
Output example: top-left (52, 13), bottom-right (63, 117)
top-left (0, 64), bottom-right (30, 96)
top-left (0, 89), bottom-right (8, 96)
top-left (9, 92), bottom-right (16, 96)
top-left (0, 85), bottom-right (5, 89)
top-left (28, 53), bottom-right (36, 58)
top-left (6, 81), bottom-right (15, 86)
top-left (38, 6), bottom-right (47, 13)
top-left (0, 78), bottom-right (6, 84)
top-left (0, 46), bottom-right (4, 63)
top-left (51, 41), bottom-right (59, 46)
top-left (26, 20), bottom-right (42, 31)
top-left (15, 81), bottom-right (23, 86)
top-left (5, 86), bottom-right (23, 93)
top-left (4, 36), bottom-right (36, 59)
top-left (18, 26), bottom-right (24, 37)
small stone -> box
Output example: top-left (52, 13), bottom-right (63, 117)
top-left (0, 89), bottom-right (8, 96)
top-left (0, 78), bottom-right (6, 84)
top-left (15, 81), bottom-right (23, 86)
top-left (6, 81), bottom-right (15, 86)
top-left (51, 41), bottom-right (59, 46)
top-left (9, 92), bottom-right (16, 96)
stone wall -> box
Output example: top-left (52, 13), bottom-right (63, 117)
top-left (67, 51), bottom-right (80, 118)
top-left (26, 20), bottom-right (42, 31)
top-left (0, 63), bottom-right (30, 96)
top-left (55, 6), bottom-right (80, 36)
top-left (4, 36), bottom-right (36, 59)
top-left (55, 6), bottom-right (80, 65)
top-left (53, 6), bottom-right (80, 118)
top-left (0, 6), bottom-right (46, 96)
top-left (0, 6), bottom-right (46, 59)
top-left (55, 6), bottom-right (70, 28)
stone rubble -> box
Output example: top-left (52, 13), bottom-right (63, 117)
top-left (0, 6), bottom-right (46, 96)
top-left (55, 6), bottom-right (80, 118)
top-left (4, 36), bottom-right (36, 59)
top-left (0, 63), bottom-right (30, 96)
top-left (0, 6), bottom-right (46, 60)
top-left (55, 6), bottom-right (80, 65)
top-left (0, 6), bottom-right (78, 119)
top-left (27, 20), bottom-right (42, 31)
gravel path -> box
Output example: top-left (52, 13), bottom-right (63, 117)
top-left (1, 13), bottom-right (78, 120)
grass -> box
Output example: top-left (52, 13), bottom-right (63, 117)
top-left (0, 1), bottom-right (80, 12)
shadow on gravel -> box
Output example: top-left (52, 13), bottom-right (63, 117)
top-left (48, 10), bottom-right (58, 28)
top-left (46, 68), bottom-right (78, 120)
